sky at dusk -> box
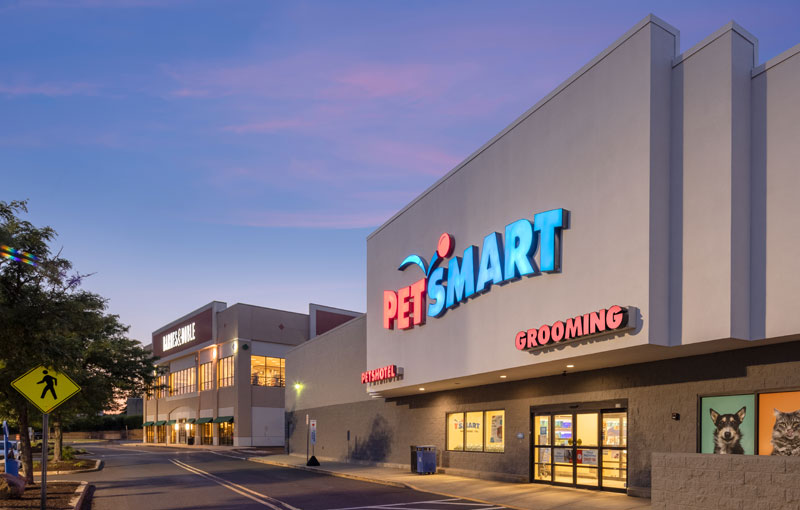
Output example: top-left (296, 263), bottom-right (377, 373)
top-left (2, 0), bottom-right (799, 345)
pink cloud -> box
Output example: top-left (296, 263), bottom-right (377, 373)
top-left (223, 209), bottom-right (395, 229)
top-left (221, 118), bottom-right (315, 134)
top-left (0, 81), bottom-right (99, 97)
top-left (170, 88), bottom-right (210, 98)
top-left (334, 64), bottom-right (432, 99)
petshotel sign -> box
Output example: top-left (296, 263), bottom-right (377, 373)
top-left (383, 208), bottom-right (569, 330)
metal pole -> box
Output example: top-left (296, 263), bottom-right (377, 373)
top-left (41, 413), bottom-right (48, 510)
top-left (306, 422), bottom-right (309, 462)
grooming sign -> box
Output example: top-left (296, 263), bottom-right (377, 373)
top-left (383, 208), bottom-right (569, 330)
top-left (514, 305), bottom-right (637, 350)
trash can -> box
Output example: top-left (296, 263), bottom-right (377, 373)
top-left (411, 445), bottom-right (436, 474)
top-left (187, 437), bottom-right (194, 445)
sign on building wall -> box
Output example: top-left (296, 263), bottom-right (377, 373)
top-left (152, 308), bottom-right (213, 357)
top-left (383, 208), bottom-right (569, 331)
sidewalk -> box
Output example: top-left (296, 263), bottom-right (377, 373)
top-left (249, 454), bottom-right (650, 510)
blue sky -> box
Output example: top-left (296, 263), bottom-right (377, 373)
top-left (2, 0), bottom-right (798, 344)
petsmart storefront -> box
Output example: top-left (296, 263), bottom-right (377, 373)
top-left (286, 16), bottom-right (800, 496)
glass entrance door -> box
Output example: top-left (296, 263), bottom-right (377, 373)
top-left (532, 409), bottom-right (627, 491)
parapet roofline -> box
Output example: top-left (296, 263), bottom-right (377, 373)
top-left (366, 13), bottom-right (679, 242)
top-left (152, 301), bottom-right (226, 336)
top-left (673, 20), bottom-right (759, 67)
top-left (226, 302), bottom-right (310, 318)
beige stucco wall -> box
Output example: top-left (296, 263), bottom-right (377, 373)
top-left (286, 315), bottom-right (369, 412)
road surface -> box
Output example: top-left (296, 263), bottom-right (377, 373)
top-left (54, 444), bottom-right (504, 510)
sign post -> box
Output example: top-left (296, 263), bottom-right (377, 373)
top-left (310, 419), bottom-right (317, 458)
top-left (11, 366), bottom-right (81, 510)
top-left (305, 414), bottom-right (309, 462)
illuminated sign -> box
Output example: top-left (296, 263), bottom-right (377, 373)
top-left (362, 365), bottom-right (400, 384)
top-left (162, 322), bottom-right (196, 351)
top-left (384, 208), bottom-right (569, 330)
top-left (514, 305), bottom-right (633, 350)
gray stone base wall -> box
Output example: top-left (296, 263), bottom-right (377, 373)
top-left (651, 452), bottom-right (800, 510)
top-left (288, 340), bottom-right (800, 492)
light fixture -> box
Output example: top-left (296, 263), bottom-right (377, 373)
top-left (566, 364), bottom-right (575, 368)
top-left (185, 423), bottom-right (191, 431)
top-left (232, 341), bottom-right (238, 354)
top-left (500, 375), bottom-right (507, 379)
top-left (419, 387), bottom-right (425, 391)
top-left (174, 423), bottom-right (179, 430)
top-left (212, 347), bottom-right (217, 359)
top-left (294, 382), bottom-right (303, 392)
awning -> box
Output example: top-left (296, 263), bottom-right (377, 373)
top-left (195, 417), bottom-right (212, 424)
top-left (142, 421), bottom-right (154, 427)
top-left (186, 418), bottom-right (196, 424)
top-left (154, 420), bottom-right (167, 426)
top-left (212, 416), bottom-right (234, 424)
top-left (166, 420), bottom-right (176, 425)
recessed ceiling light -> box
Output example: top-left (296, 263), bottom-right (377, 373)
top-left (419, 387), bottom-right (425, 391)
top-left (566, 364), bottom-right (575, 368)
top-left (500, 375), bottom-right (507, 379)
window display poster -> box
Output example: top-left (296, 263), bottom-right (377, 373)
top-left (577, 449), bottom-right (598, 465)
top-left (700, 394), bottom-right (755, 455)
top-left (489, 414), bottom-right (503, 444)
top-left (758, 391), bottom-right (800, 456)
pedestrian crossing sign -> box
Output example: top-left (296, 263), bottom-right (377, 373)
top-left (11, 366), bottom-right (81, 414)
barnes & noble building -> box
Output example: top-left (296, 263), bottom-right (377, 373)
top-left (285, 16), bottom-right (800, 496)
top-left (142, 301), bottom-right (358, 447)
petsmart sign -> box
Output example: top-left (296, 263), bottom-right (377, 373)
top-left (383, 208), bottom-right (569, 330)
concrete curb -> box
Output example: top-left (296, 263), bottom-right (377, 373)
top-left (69, 481), bottom-right (90, 510)
top-left (29, 459), bottom-right (104, 476)
top-left (247, 457), bottom-right (529, 510)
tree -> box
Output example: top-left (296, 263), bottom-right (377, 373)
top-left (0, 200), bottom-right (158, 480)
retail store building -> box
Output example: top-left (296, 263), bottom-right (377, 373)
top-left (143, 301), bottom-right (358, 446)
top-left (286, 15), bottom-right (800, 495)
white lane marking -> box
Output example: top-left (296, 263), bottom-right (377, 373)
top-left (170, 458), bottom-right (300, 510)
top-left (209, 451), bottom-right (249, 460)
top-left (323, 500), bottom-right (501, 510)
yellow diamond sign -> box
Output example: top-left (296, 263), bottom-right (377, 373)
top-left (11, 366), bottom-right (81, 414)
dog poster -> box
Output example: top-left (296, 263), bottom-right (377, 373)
top-left (758, 391), bottom-right (800, 456)
top-left (700, 394), bottom-right (756, 455)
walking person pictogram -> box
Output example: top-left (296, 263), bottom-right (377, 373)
top-left (37, 370), bottom-right (58, 400)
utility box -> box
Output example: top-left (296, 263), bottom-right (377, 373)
top-left (411, 445), bottom-right (436, 474)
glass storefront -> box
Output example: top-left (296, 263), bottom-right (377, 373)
top-left (219, 422), bottom-right (234, 446)
top-left (532, 405), bottom-right (627, 491)
top-left (201, 423), bottom-right (213, 445)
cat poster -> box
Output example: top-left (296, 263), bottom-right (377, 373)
top-left (700, 394), bottom-right (756, 455)
top-left (758, 391), bottom-right (800, 456)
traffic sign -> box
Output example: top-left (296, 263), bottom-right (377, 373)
top-left (11, 366), bottom-right (81, 414)
top-left (310, 419), bottom-right (317, 445)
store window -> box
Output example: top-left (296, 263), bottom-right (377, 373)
top-left (169, 367), bottom-right (196, 396)
top-left (485, 410), bottom-right (505, 452)
top-left (155, 374), bottom-right (168, 399)
top-left (145, 426), bottom-right (154, 443)
top-left (201, 423), bottom-right (213, 445)
top-left (447, 413), bottom-right (465, 451)
top-left (218, 356), bottom-right (235, 388)
top-left (250, 356), bottom-right (285, 387)
top-left (219, 422), bottom-right (234, 446)
top-left (199, 362), bottom-right (213, 391)
top-left (465, 412), bottom-right (483, 451)
top-left (446, 410), bottom-right (505, 453)
top-left (156, 425), bottom-right (166, 443)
